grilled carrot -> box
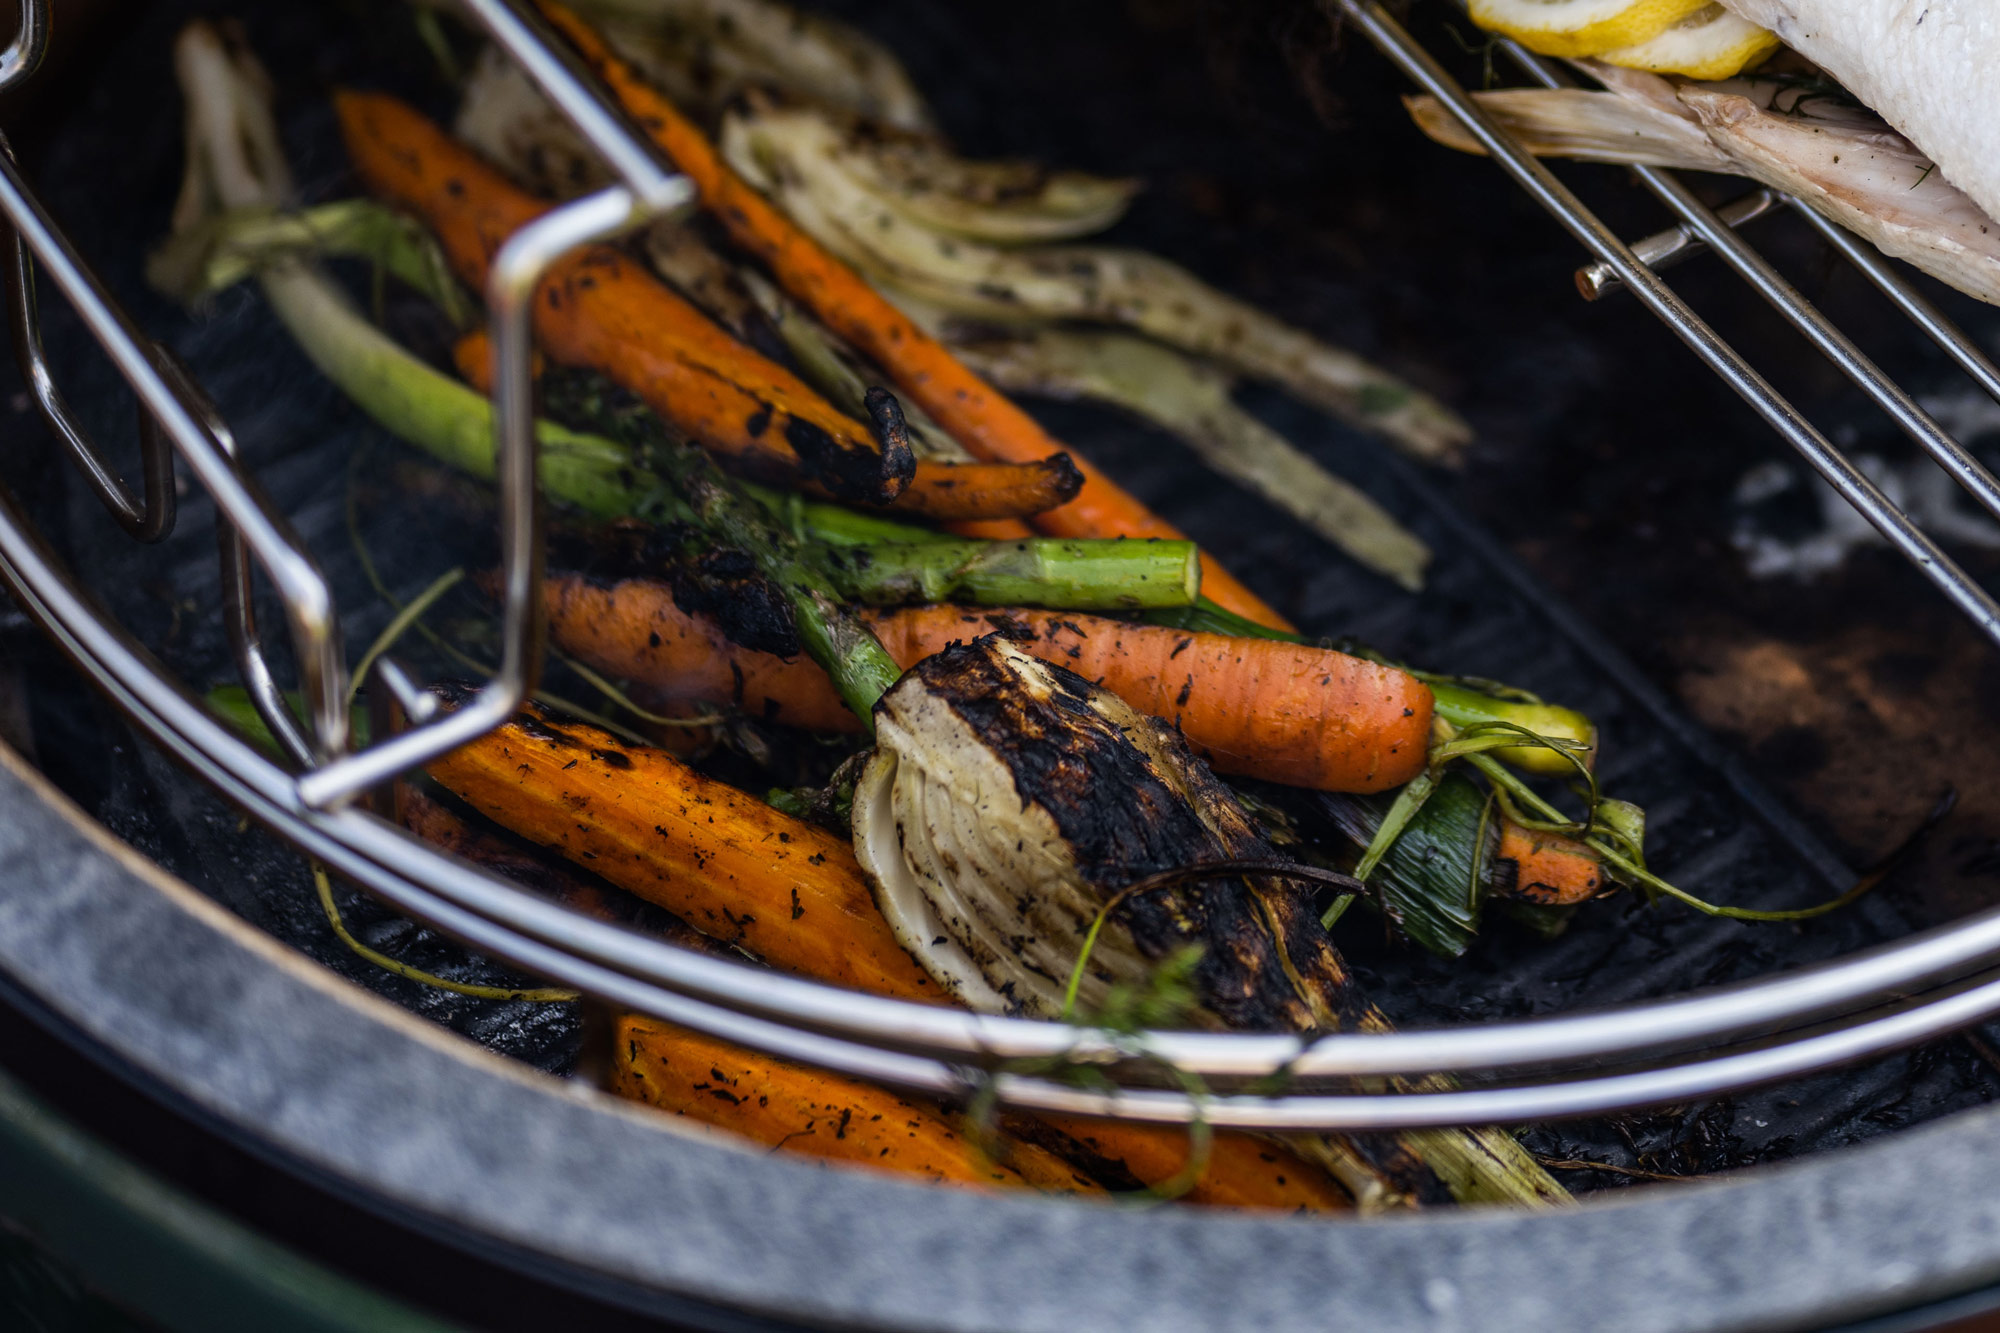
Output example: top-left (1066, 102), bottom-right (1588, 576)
top-left (396, 782), bottom-right (1106, 1193)
top-left (424, 697), bottom-right (942, 998)
top-left (424, 701), bottom-right (1348, 1210)
top-left (1040, 1114), bottom-right (1351, 1212)
top-left (335, 91), bottom-right (1075, 522)
top-left (451, 327), bottom-right (543, 392)
top-left (1493, 822), bottom-right (1605, 905)
top-left (614, 1016), bottom-right (1102, 1193)
top-left (449, 322), bottom-right (1083, 523)
top-left (534, 2), bottom-right (1287, 629)
top-left (540, 575), bottom-right (1431, 793)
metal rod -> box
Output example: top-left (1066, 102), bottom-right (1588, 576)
top-left (459, 0), bottom-right (686, 209)
top-left (1788, 198), bottom-right (2000, 406)
top-left (295, 186), bottom-right (671, 808)
top-left (1576, 189), bottom-right (1779, 300)
top-left (0, 0), bottom-right (48, 95)
top-left (1506, 47), bottom-right (2000, 543)
top-left (1335, 0), bottom-right (2000, 651)
top-left (0, 146), bottom-right (349, 758)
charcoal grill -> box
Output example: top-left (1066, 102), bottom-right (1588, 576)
top-left (9, 0), bottom-right (2000, 1327)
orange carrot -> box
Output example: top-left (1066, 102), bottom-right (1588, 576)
top-left (535, 2), bottom-right (1288, 629)
top-left (1494, 823), bottom-right (1605, 905)
top-left (448, 323), bottom-right (1083, 522)
top-left (614, 1016), bottom-right (1102, 1193)
top-left (396, 781), bottom-right (1101, 1193)
top-left (425, 703), bottom-right (1349, 1209)
top-left (540, 574), bottom-right (1431, 793)
top-left (1041, 1114), bottom-right (1350, 1212)
top-left (337, 92), bottom-right (1075, 523)
top-left (452, 328), bottom-right (543, 388)
top-left (423, 699), bottom-right (944, 999)
top-left (951, 517), bottom-right (1038, 540)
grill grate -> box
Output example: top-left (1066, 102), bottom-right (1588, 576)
top-left (5, 0), bottom-right (2000, 1138)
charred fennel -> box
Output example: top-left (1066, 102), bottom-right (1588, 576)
top-left (850, 637), bottom-right (1564, 1207)
top-left (451, 38), bottom-right (1128, 244)
top-left (933, 320), bottom-right (1432, 592)
top-left (721, 100), bottom-right (1473, 464)
top-left (567, 0), bottom-right (938, 134)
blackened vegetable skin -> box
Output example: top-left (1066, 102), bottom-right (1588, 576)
top-left (855, 636), bottom-right (1462, 1204)
top-left (917, 637), bottom-right (1375, 1033)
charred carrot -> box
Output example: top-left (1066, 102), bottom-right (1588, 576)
top-left (1040, 1114), bottom-right (1351, 1212)
top-left (1493, 822), bottom-right (1605, 906)
top-left (424, 698), bottom-right (941, 997)
top-left (540, 575), bottom-right (1431, 793)
top-left (452, 323), bottom-right (1084, 526)
top-left (336, 91), bottom-right (1073, 523)
top-left (534, 2), bottom-right (1287, 628)
top-left (397, 782), bottom-right (1104, 1193)
top-left (424, 701), bottom-right (1349, 1210)
top-left (614, 1016), bottom-right (1102, 1194)
top-left (338, 90), bottom-right (902, 505)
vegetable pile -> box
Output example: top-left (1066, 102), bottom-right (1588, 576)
top-left (161, 1), bottom-right (1872, 1213)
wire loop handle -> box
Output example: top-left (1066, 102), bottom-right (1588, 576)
top-left (0, 0), bottom-right (47, 95)
top-left (5, 204), bottom-right (177, 543)
top-left (293, 1), bottom-right (694, 810)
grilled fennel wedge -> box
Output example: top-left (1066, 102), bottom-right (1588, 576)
top-left (852, 637), bottom-right (1565, 1208)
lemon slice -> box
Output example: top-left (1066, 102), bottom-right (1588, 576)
top-left (1595, 3), bottom-right (1783, 78)
top-left (1467, 0), bottom-right (1711, 59)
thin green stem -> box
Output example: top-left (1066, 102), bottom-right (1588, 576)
top-left (824, 538), bottom-right (1198, 610)
top-left (551, 649), bottom-right (724, 727)
top-left (346, 566), bottom-right (464, 709)
top-left (312, 863), bottom-right (578, 1002)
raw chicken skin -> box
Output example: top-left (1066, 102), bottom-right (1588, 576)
top-left (1720, 1), bottom-right (2000, 225)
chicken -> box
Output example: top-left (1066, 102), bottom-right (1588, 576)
top-left (1719, 1), bottom-right (2000, 228)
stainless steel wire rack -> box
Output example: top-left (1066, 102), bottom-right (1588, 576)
top-left (8, 0), bottom-right (2000, 1135)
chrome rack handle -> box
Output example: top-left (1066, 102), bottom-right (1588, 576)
top-left (178, 347), bottom-right (320, 772)
top-left (1502, 45), bottom-right (2000, 539)
top-left (0, 137), bottom-right (351, 759)
top-left (1330, 0), bottom-right (2000, 652)
top-left (293, 0), bottom-right (694, 810)
top-left (2, 130), bottom-right (176, 544)
top-left (0, 0), bottom-right (47, 95)
top-left (0, 0), bottom-right (169, 545)
top-left (7, 211), bottom-right (177, 542)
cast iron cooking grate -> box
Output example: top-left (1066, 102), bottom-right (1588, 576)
top-left (6, 0), bottom-right (2000, 1155)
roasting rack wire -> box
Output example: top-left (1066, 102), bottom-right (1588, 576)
top-left (5, 0), bottom-right (2000, 1133)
